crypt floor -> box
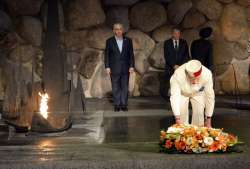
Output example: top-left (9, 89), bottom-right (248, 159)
top-left (0, 97), bottom-right (249, 169)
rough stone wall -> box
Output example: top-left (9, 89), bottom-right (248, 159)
top-left (0, 0), bottom-right (250, 102)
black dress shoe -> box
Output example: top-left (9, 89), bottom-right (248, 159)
top-left (121, 106), bottom-right (128, 111)
top-left (114, 106), bottom-right (120, 112)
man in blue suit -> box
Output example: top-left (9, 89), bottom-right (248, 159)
top-left (105, 23), bottom-right (135, 112)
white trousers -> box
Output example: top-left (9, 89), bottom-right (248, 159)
top-left (179, 93), bottom-right (206, 126)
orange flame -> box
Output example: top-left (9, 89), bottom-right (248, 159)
top-left (38, 92), bottom-right (49, 119)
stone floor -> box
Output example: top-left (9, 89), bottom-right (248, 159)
top-left (0, 97), bottom-right (249, 169)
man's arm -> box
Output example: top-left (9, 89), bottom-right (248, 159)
top-left (129, 39), bottom-right (135, 69)
top-left (204, 72), bottom-right (215, 128)
top-left (104, 39), bottom-right (111, 74)
top-left (182, 40), bottom-right (190, 64)
top-left (164, 40), bottom-right (175, 70)
top-left (207, 43), bottom-right (213, 71)
top-left (204, 72), bottom-right (215, 118)
top-left (104, 39), bottom-right (110, 69)
top-left (170, 76), bottom-right (182, 121)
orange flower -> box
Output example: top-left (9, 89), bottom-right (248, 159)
top-left (227, 134), bottom-right (237, 143)
top-left (209, 129), bottom-right (221, 138)
top-left (175, 141), bottom-right (186, 151)
top-left (183, 128), bottom-right (196, 137)
top-left (220, 144), bottom-right (228, 152)
top-left (172, 124), bottom-right (181, 128)
top-left (165, 140), bottom-right (172, 149)
top-left (217, 135), bottom-right (226, 143)
top-left (195, 134), bottom-right (203, 141)
top-left (160, 131), bottom-right (166, 137)
top-left (160, 131), bottom-right (167, 141)
top-left (208, 141), bottom-right (220, 152)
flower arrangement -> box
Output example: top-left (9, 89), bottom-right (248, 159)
top-left (159, 124), bottom-right (240, 154)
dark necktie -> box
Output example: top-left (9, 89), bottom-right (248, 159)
top-left (174, 40), bottom-right (178, 49)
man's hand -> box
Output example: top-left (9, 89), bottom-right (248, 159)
top-left (205, 117), bottom-right (212, 128)
top-left (174, 65), bottom-right (179, 70)
top-left (129, 67), bottom-right (134, 74)
top-left (175, 117), bottom-right (181, 125)
top-left (106, 68), bottom-right (111, 75)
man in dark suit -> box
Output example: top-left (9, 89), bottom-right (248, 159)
top-left (191, 27), bottom-right (213, 71)
top-left (105, 23), bottom-right (135, 112)
top-left (163, 28), bottom-right (189, 94)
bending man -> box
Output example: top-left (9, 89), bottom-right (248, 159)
top-left (170, 60), bottom-right (215, 127)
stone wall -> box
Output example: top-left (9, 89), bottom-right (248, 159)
top-left (0, 0), bottom-right (250, 102)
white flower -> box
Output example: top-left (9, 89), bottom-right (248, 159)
top-left (167, 127), bottom-right (183, 133)
top-left (204, 137), bottom-right (214, 146)
top-left (192, 147), bottom-right (207, 153)
top-left (192, 147), bottom-right (199, 153)
top-left (186, 137), bottom-right (193, 146)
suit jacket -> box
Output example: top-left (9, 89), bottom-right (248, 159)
top-left (191, 39), bottom-right (213, 70)
top-left (105, 36), bottom-right (135, 75)
top-left (164, 38), bottom-right (189, 76)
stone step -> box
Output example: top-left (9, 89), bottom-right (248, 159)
top-left (71, 110), bottom-right (104, 124)
top-left (59, 110), bottom-right (105, 143)
top-left (0, 117), bottom-right (9, 134)
top-left (18, 110), bottom-right (106, 143)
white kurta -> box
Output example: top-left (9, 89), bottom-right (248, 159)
top-left (170, 64), bottom-right (215, 126)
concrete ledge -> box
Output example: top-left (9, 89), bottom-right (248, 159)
top-left (0, 142), bottom-right (249, 169)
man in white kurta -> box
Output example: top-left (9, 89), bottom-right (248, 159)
top-left (170, 60), bottom-right (215, 127)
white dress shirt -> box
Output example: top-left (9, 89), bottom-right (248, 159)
top-left (172, 39), bottom-right (179, 49)
top-left (115, 36), bottom-right (123, 53)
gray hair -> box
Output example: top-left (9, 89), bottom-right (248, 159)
top-left (172, 27), bottom-right (181, 33)
top-left (113, 23), bottom-right (124, 30)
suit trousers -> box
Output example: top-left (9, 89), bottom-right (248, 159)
top-left (111, 74), bottom-right (129, 107)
